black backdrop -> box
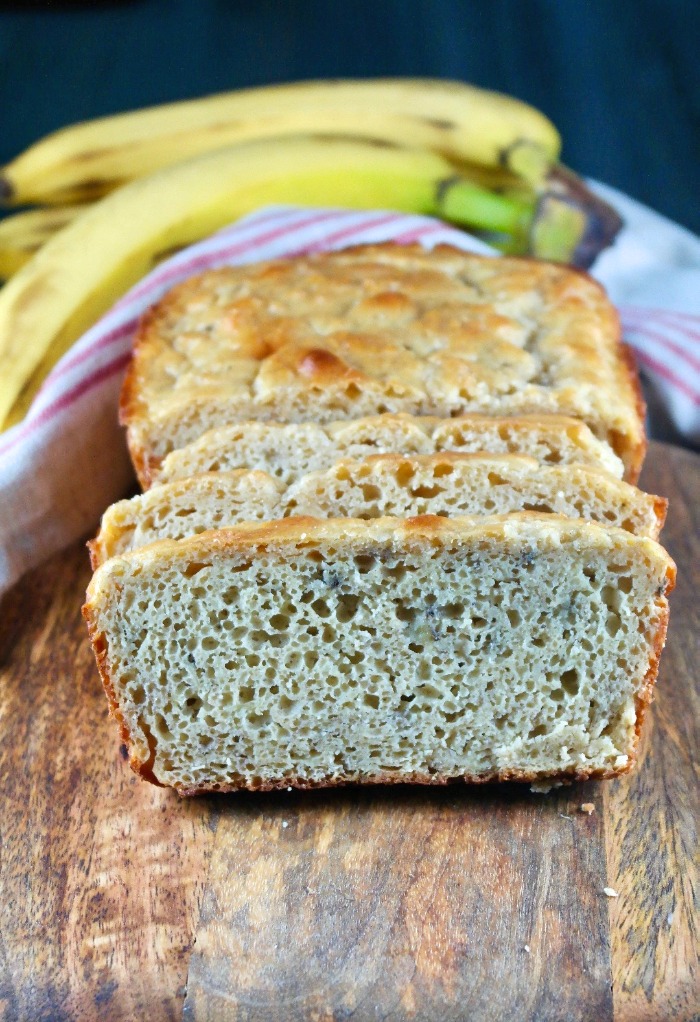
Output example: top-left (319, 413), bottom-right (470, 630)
top-left (0, 0), bottom-right (698, 232)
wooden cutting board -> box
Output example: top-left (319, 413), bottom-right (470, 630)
top-left (0, 441), bottom-right (697, 1022)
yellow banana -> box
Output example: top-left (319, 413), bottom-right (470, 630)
top-left (0, 206), bottom-right (83, 278)
top-left (0, 163), bottom-right (537, 281)
top-left (0, 133), bottom-right (533, 428)
top-left (0, 78), bottom-right (561, 206)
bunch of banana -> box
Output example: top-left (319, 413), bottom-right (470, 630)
top-left (0, 79), bottom-right (622, 429)
top-left (0, 77), bottom-right (622, 278)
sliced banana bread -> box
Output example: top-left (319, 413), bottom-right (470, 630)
top-left (154, 413), bottom-right (625, 488)
top-left (89, 454), bottom-right (666, 567)
top-left (83, 514), bottom-right (675, 794)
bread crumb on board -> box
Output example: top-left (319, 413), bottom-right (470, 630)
top-left (580, 802), bottom-right (595, 814)
top-left (529, 781), bottom-right (565, 794)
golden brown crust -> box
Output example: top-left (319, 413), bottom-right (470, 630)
top-left (173, 765), bottom-right (614, 796)
top-left (83, 599), bottom-right (164, 786)
top-left (617, 342), bottom-right (648, 483)
top-left (86, 537), bottom-right (102, 573)
top-left (86, 512), bottom-right (675, 591)
top-left (82, 605), bottom-right (146, 777)
top-left (119, 307), bottom-right (157, 487)
top-left (626, 562), bottom-right (676, 761)
top-left (120, 244), bottom-right (646, 483)
top-left (652, 495), bottom-right (668, 533)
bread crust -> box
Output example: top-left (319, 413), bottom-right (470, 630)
top-left (173, 762), bottom-right (632, 797)
top-left (82, 608), bottom-right (161, 783)
top-left (83, 513), bottom-right (675, 794)
top-left (627, 561), bottom-right (675, 759)
top-left (120, 301), bottom-right (161, 487)
top-left (85, 511), bottom-right (675, 576)
top-left (617, 341), bottom-right (648, 483)
top-left (120, 244), bottom-right (646, 484)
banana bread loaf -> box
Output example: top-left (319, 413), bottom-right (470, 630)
top-left (120, 244), bottom-right (646, 486)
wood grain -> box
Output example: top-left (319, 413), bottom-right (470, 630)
top-left (604, 446), bottom-right (699, 1022)
top-left (184, 782), bottom-right (611, 1021)
top-left (0, 441), bottom-right (696, 1022)
top-left (0, 545), bottom-right (217, 1022)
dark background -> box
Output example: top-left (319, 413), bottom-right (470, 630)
top-left (0, 0), bottom-right (698, 232)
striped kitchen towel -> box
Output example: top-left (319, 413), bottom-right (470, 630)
top-left (1, 195), bottom-right (698, 595)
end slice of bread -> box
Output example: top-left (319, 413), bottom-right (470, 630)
top-left (89, 453), bottom-right (666, 567)
top-left (153, 413), bottom-right (625, 489)
top-left (83, 514), bottom-right (675, 794)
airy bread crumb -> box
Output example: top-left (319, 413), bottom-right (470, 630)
top-left (83, 513), bottom-right (674, 794)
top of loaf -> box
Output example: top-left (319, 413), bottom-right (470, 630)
top-left (120, 244), bottom-right (646, 480)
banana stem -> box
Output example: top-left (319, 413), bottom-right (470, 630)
top-left (435, 176), bottom-right (534, 235)
top-left (527, 167), bottom-right (623, 266)
top-left (444, 160), bottom-right (623, 267)
top-left (527, 196), bottom-right (588, 263)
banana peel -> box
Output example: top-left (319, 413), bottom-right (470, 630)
top-left (0, 205), bottom-right (84, 279)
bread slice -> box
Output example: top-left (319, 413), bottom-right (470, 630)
top-left (154, 413), bottom-right (625, 488)
top-left (120, 244), bottom-right (646, 486)
top-left (89, 454), bottom-right (666, 567)
top-left (83, 514), bottom-right (675, 794)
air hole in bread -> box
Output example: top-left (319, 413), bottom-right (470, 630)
top-left (395, 462), bottom-right (416, 486)
top-left (410, 483), bottom-right (443, 499)
top-left (182, 562), bottom-right (211, 578)
top-left (560, 669), bottom-right (580, 696)
top-left (522, 502), bottom-right (553, 514)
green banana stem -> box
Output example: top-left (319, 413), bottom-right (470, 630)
top-left (459, 164), bottom-right (624, 267)
top-left (517, 167), bottom-right (623, 266)
top-left (435, 176), bottom-right (534, 235)
top-left (539, 166), bottom-right (623, 268)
